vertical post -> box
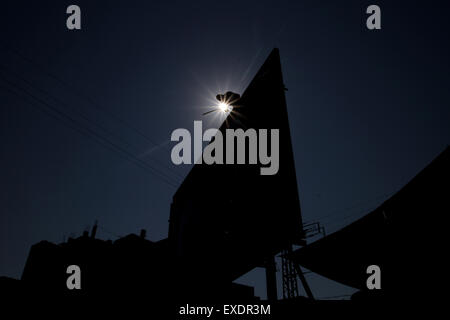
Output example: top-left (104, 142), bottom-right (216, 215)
top-left (90, 220), bottom-right (98, 239)
top-left (265, 255), bottom-right (277, 301)
top-left (294, 264), bottom-right (314, 300)
top-left (282, 245), bottom-right (299, 299)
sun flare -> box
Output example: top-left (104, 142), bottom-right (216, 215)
top-left (217, 102), bottom-right (231, 113)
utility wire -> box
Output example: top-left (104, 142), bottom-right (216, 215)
top-left (98, 226), bottom-right (122, 239)
top-left (0, 69), bottom-right (178, 189)
top-left (303, 192), bottom-right (393, 224)
top-left (0, 63), bottom-right (182, 185)
top-left (7, 48), bottom-right (184, 181)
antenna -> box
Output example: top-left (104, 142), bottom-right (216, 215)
top-left (90, 220), bottom-right (98, 239)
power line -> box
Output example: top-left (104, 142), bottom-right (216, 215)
top-left (7, 48), bottom-right (184, 181)
top-left (0, 69), bottom-right (179, 188)
top-left (303, 192), bottom-right (393, 224)
top-left (97, 226), bottom-right (122, 239)
top-left (0, 63), bottom-right (182, 185)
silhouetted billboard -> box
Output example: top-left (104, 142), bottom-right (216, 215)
top-left (169, 49), bottom-right (304, 282)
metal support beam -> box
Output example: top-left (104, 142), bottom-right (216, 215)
top-left (265, 255), bottom-right (277, 301)
top-left (294, 264), bottom-right (314, 300)
top-left (281, 246), bottom-right (299, 299)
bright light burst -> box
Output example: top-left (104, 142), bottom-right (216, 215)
top-left (217, 102), bottom-right (232, 114)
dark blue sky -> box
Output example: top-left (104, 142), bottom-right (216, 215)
top-left (1, 0), bottom-right (449, 299)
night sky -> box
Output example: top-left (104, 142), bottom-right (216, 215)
top-left (1, 0), bottom-right (449, 299)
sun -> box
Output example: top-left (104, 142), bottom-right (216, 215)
top-left (202, 98), bottom-right (234, 117)
top-left (217, 102), bottom-right (231, 113)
